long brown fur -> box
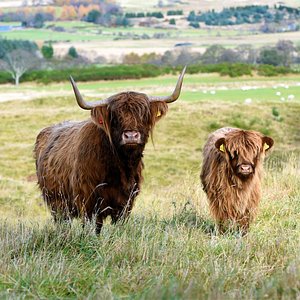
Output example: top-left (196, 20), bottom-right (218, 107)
top-left (200, 127), bottom-right (274, 234)
top-left (34, 92), bottom-right (168, 233)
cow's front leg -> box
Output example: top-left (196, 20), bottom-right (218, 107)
top-left (95, 215), bottom-right (103, 234)
top-left (111, 204), bottom-right (133, 224)
top-left (237, 215), bottom-right (251, 236)
top-left (111, 207), bottom-right (131, 224)
top-left (111, 192), bottom-right (135, 224)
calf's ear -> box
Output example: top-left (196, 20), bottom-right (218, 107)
top-left (262, 136), bottom-right (274, 152)
top-left (215, 138), bottom-right (226, 153)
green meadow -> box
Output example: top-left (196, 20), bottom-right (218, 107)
top-left (0, 73), bottom-right (299, 298)
top-left (0, 21), bottom-right (250, 43)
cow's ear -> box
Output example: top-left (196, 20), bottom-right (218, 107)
top-left (91, 106), bottom-right (109, 127)
top-left (215, 138), bottom-right (226, 153)
top-left (150, 102), bottom-right (168, 123)
top-left (262, 136), bottom-right (274, 152)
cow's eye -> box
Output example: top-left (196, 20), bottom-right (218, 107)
top-left (229, 151), bottom-right (238, 160)
top-left (110, 117), bottom-right (118, 128)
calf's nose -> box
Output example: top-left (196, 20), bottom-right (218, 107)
top-left (240, 164), bottom-right (252, 173)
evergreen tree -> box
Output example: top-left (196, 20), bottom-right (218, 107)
top-left (41, 43), bottom-right (53, 59)
top-left (68, 46), bottom-right (78, 58)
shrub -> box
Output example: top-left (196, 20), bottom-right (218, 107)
top-left (167, 10), bottom-right (183, 16)
top-left (219, 63), bottom-right (253, 77)
top-left (85, 9), bottom-right (101, 23)
top-left (41, 43), bottom-right (54, 59)
top-left (68, 47), bottom-right (78, 58)
top-left (272, 107), bottom-right (283, 122)
top-left (257, 65), bottom-right (291, 76)
top-left (189, 22), bottom-right (200, 28)
top-left (0, 71), bottom-right (12, 84)
top-left (146, 12), bottom-right (164, 18)
top-left (185, 63), bottom-right (253, 77)
top-left (258, 48), bottom-right (285, 66)
top-left (33, 13), bottom-right (45, 28)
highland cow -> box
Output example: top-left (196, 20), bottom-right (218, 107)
top-left (200, 127), bottom-right (274, 234)
top-left (34, 67), bottom-right (186, 234)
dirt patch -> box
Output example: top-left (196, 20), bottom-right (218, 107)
top-left (0, 90), bottom-right (71, 103)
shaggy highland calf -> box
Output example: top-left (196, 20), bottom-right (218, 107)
top-left (200, 127), bottom-right (274, 234)
top-left (34, 67), bottom-right (186, 234)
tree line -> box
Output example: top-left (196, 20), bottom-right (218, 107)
top-left (122, 41), bottom-right (299, 68)
top-left (0, 2), bottom-right (122, 27)
top-left (0, 37), bottom-right (299, 85)
top-left (1, 4), bottom-right (299, 31)
top-left (188, 5), bottom-right (300, 27)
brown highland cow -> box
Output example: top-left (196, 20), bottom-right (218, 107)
top-left (200, 127), bottom-right (274, 234)
top-left (34, 67), bottom-right (186, 234)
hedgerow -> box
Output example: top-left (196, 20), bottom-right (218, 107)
top-left (0, 63), bottom-right (297, 85)
top-left (22, 64), bottom-right (169, 84)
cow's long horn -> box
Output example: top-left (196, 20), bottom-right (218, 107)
top-left (148, 66), bottom-right (186, 103)
top-left (70, 76), bottom-right (111, 110)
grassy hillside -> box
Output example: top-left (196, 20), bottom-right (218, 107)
top-left (0, 73), bottom-right (299, 298)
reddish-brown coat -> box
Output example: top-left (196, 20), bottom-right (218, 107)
top-left (200, 127), bottom-right (274, 234)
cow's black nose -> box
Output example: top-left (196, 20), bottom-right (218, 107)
top-left (122, 131), bottom-right (141, 144)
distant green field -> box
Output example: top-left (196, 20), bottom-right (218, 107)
top-left (1, 73), bottom-right (299, 102)
top-left (0, 21), bottom-right (248, 43)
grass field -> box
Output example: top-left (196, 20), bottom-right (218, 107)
top-left (0, 72), bottom-right (299, 298)
top-left (0, 21), bottom-right (252, 44)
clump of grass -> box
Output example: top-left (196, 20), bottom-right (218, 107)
top-left (272, 107), bottom-right (283, 122)
top-left (164, 200), bottom-right (215, 234)
top-left (227, 113), bottom-right (272, 135)
top-left (207, 121), bottom-right (221, 131)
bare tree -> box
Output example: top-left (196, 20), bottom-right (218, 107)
top-left (175, 48), bottom-right (201, 66)
top-left (219, 49), bottom-right (240, 63)
top-left (276, 40), bottom-right (295, 66)
top-left (201, 45), bottom-right (226, 64)
top-left (236, 44), bottom-right (258, 64)
top-left (0, 50), bottom-right (39, 85)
